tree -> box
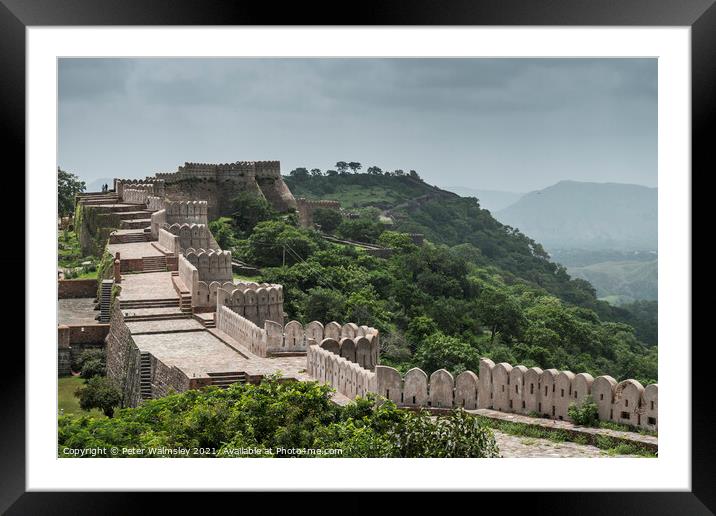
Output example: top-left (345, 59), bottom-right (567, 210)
top-left (230, 192), bottom-right (275, 235)
top-left (325, 169), bottom-right (338, 177)
top-left (367, 166), bottom-right (383, 176)
top-left (304, 287), bottom-right (347, 322)
top-left (413, 332), bottom-right (480, 376)
top-left (58, 167), bottom-right (86, 216)
top-left (310, 168), bottom-right (322, 177)
top-left (209, 217), bottom-right (240, 249)
top-left (289, 167), bottom-right (310, 179)
top-left (312, 207), bottom-right (342, 233)
top-left (247, 220), bottom-right (319, 267)
top-left (77, 348), bottom-right (107, 378)
top-left (75, 376), bottom-right (122, 417)
top-left (348, 162), bottom-right (362, 174)
top-left (476, 287), bottom-right (526, 344)
top-left (409, 170), bottom-right (421, 181)
top-left (335, 161), bottom-right (349, 175)
top-left (394, 169), bottom-right (405, 176)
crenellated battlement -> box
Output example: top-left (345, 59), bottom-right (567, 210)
top-left (215, 282), bottom-right (284, 327)
top-left (365, 359), bottom-right (658, 431)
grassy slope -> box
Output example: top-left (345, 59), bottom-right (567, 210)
top-left (58, 376), bottom-right (104, 418)
top-left (567, 259), bottom-right (658, 304)
top-left (285, 174), bottom-right (454, 210)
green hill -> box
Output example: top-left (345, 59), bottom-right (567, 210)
top-left (567, 259), bottom-right (658, 305)
top-left (495, 180), bottom-right (657, 251)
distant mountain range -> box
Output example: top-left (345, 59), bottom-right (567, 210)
top-left (444, 186), bottom-right (523, 213)
top-left (495, 180), bottom-right (657, 251)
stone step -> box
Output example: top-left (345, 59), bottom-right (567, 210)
top-left (120, 219), bottom-right (152, 229)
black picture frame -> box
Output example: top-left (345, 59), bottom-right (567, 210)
top-left (3, 0), bottom-right (709, 512)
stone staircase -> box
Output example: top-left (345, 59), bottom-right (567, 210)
top-left (119, 298), bottom-right (180, 310)
top-left (207, 371), bottom-right (246, 388)
top-left (142, 256), bottom-right (167, 272)
top-left (139, 352), bottom-right (152, 400)
top-left (98, 279), bottom-right (113, 323)
top-left (124, 309), bottom-right (191, 322)
top-left (110, 232), bottom-right (149, 244)
top-left (120, 218), bottom-right (152, 230)
top-left (194, 313), bottom-right (216, 328)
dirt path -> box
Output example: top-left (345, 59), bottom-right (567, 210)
top-left (493, 431), bottom-right (644, 458)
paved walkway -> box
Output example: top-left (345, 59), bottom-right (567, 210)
top-left (468, 408), bottom-right (657, 450)
top-left (117, 271), bottom-right (178, 301)
top-left (493, 431), bottom-right (645, 458)
top-left (58, 298), bottom-right (98, 325)
top-left (108, 241), bottom-right (164, 260)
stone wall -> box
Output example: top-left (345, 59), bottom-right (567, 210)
top-left (146, 196), bottom-right (165, 212)
top-left (158, 228), bottom-right (180, 255)
top-left (296, 198), bottom-right (341, 228)
top-left (148, 354), bottom-right (191, 399)
top-left (369, 359), bottom-right (658, 431)
top-left (67, 324), bottom-right (109, 345)
top-left (306, 344), bottom-right (377, 400)
top-left (58, 278), bottom-right (98, 299)
top-left (184, 248), bottom-right (233, 282)
top-left (122, 187), bottom-right (150, 205)
top-left (309, 322), bottom-right (380, 370)
top-left (105, 302), bottom-right (142, 407)
top-left (150, 209), bottom-right (166, 239)
top-left (178, 254), bottom-right (198, 304)
top-left (165, 200), bottom-right (209, 225)
top-left (216, 305), bottom-right (267, 356)
top-left (164, 223), bottom-right (211, 251)
top-left (215, 282), bottom-right (284, 326)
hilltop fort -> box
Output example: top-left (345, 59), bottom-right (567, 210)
top-left (60, 161), bottom-right (658, 437)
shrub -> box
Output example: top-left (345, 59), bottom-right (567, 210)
top-left (568, 395), bottom-right (599, 426)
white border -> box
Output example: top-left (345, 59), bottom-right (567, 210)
top-left (27, 27), bottom-right (690, 491)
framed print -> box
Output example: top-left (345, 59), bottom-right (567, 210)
top-left (3, 0), bottom-right (711, 512)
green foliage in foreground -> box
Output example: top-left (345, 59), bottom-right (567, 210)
top-left (58, 377), bottom-right (499, 458)
top-left (567, 396), bottom-right (599, 427)
top-left (74, 377), bottom-right (122, 418)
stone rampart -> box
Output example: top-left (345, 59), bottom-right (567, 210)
top-left (184, 248), bottom-right (232, 282)
top-left (307, 344), bottom-right (377, 399)
top-left (215, 282), bottom-right (284, 326)
top-left (165, 223), bottom-right (211, 251)
top-left (368, 359), bottom-right (658, 431)
top-left (165, 200), bottom-right (209, 225)
top-left (150, 209), bottom-right (167, 239)
top-left (296, 198), bottom-right (341, 228)
top-left (158, 227), bottom-right (180, 255)
top-left (309, 322), bottom-right (380, 370)
top-left (216, 305), bottom-right (268, 357)
top-left (146, 196), bottom-right (165, 212)
top-left (122, 188), bottom-right (150, 205)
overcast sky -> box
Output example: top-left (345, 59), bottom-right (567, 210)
top-left (58, 58), bottom-right (657, 192)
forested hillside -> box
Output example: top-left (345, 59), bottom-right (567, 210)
top-left (212, 171), bottom-right (658, 384)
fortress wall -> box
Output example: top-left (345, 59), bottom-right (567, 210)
top-left (158, 228), bottom-right (180, 255)
top-left (147, 196), bottom-right (165, 212)
top-left (312, 322), bottom-right (379, 370)
top-left (165, 200), bottom-right (209, 225)
top-left (105, 302), bottom-right (143, 407)
top-left (178, 254), bottom-right (199, 305)
top-left (358, 359), bottom-right (658, 430)
top-left (149, 355), bottom-right (191, 399)
top-left (164, 223), bottom-right (211, 251)
top-left (216, 305), bottom-right (268, 357)
top-left (115, 178), bottom-right (165, 199)
top-left (307, 344), bottom-right (376, 399)
top-left (216, 282), bottom-right (284, 326)
top-left (150, 209), bottom-right (166, 239)
top-left (122, 188), bottom-right (150, 205)
top-left (183, 249), bottom-right (232, 283)
top-left (295, 198), bottom-right (341, 228)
